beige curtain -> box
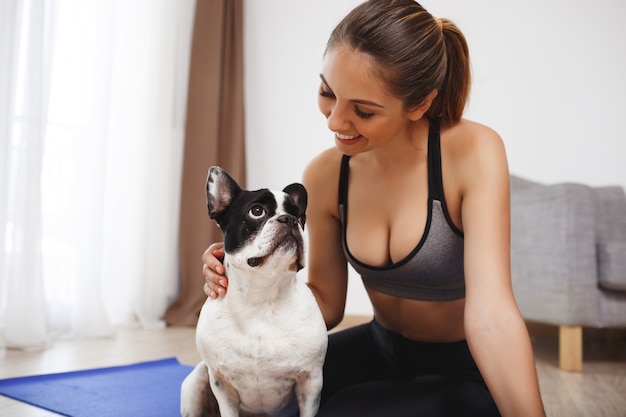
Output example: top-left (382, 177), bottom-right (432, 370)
top-left (164, 0), bottom-right (245, 326)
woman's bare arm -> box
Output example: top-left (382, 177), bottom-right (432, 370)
top-left (459, 128), bottom-right (545, 416)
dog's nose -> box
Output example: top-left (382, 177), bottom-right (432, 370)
top-left (276, 214), bottom-right (297, 227)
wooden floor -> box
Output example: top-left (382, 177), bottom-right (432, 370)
top-left (1, 318), bottom-right (625, 416)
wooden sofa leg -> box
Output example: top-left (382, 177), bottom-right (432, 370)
top-left (559, 325), bottom-right (583, 371)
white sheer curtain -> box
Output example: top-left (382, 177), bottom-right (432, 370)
top-left (1, 0), bottom-right (195, 349)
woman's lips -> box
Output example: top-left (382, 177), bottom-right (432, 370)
top-left (335, 132), bottom-right (362, 143)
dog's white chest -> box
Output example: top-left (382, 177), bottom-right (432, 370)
top-left (196, 278), bottom-right (327, 414)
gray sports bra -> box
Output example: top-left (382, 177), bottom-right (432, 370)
top-left (338, 119), bottom-right (465, 301)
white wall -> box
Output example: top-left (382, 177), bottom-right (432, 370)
top-left (243, 0), bottom-right (626, 316)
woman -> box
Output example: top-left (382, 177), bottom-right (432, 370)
top-left (203, 1), bottom-right (545, 415)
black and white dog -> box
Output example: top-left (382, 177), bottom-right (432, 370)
top-left (180, 166), bottom-right (328, 417)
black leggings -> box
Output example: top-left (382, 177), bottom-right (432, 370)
top-left (317, 320), bottom-right (501, 417)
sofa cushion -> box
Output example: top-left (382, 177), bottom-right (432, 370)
top-left (597, 241), bottom-right (626, 293)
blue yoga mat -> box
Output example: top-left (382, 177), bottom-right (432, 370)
top-left (0, 357), bottom-right (194, 417)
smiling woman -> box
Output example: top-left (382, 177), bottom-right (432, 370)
top-left (0, 0), bottom-right (195, 348)
top-left (203, 1), bottom-right (546, 415)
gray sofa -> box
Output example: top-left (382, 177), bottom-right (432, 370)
top-left (510, 175), bottom-right (626, 371)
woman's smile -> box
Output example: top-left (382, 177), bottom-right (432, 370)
top-left (335, 132), bottom-right (363, 145)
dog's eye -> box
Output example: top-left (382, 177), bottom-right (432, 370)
top-left (248, 205), bottom-right (266, 220)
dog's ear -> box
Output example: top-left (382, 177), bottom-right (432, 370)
top-left (206, 166), bottom-right (242, 228)
top-left (282, 183), bottom-right (308, 228)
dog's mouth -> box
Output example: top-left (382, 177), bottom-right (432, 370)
top-left (246, 233), bottom-right (304, 271)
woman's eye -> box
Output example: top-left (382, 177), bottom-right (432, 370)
top-left (319, 87), bottom-right (335, 99)
top-left (354, 106), bottom-right (374, 119)
top-left (248, 205), bottom-right (265, 219)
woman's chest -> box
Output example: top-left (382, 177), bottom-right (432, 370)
top-left (345, 173), bottom-right (430, 266)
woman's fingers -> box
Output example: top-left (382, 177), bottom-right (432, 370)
top-left (202, 243), bottom-right (228, 298)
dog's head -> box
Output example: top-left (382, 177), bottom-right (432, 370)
top-left (206, 166), bottom-right (307, 273)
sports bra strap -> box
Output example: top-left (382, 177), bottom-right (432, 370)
top-left (338, 153), bottom-right (350, 206)
top-left (427, 118), bottom-right (444, 201)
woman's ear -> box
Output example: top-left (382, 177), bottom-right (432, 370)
top-left (407, 89), bottom-right (438, 121)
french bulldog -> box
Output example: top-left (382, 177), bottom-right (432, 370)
top-left (180, 166), bottom-right (328, 417)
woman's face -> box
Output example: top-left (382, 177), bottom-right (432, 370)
top-left (318, 46), bottom-right (415, 155)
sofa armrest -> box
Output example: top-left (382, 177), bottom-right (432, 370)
top-left (510, 180), bottom-right (599, 325)
top-left (597, 241), bottom-right (626, 293)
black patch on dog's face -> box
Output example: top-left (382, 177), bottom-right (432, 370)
top-left (221, 189), bottom-right (278, 254)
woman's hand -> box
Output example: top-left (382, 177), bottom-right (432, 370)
top-left (202, 242), bottom-right (228, 298)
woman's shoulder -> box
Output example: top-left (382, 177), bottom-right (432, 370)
top-left (443, 118), bottom-right (506, 165)
top-left (442, 118), bottom-right (509, 189)
top-left (302, 147), bottom-right (345, 212)
top-left (445, 118), bottom-right (503, 148)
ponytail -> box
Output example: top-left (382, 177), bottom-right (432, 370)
top-left (427, 19), bottom-right (471, 126)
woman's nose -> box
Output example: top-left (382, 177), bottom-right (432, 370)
top-left (326, 102), bottom-right (351, 133)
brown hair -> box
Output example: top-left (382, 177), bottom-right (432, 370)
top-left (325, 0), bottom-right (471, 126)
